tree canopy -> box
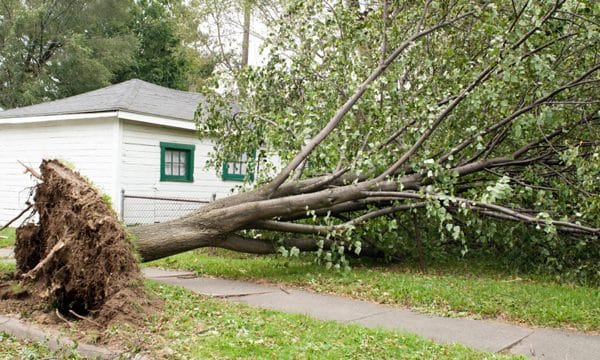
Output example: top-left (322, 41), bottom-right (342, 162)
top-left (0, 0), bottom-right (134, 108)
top-left (113, 0), bottom-right (217, 90)
top-left (0, 0), bottom-right (216, 109)
top-left (199, 0), bottom-right (599, 281)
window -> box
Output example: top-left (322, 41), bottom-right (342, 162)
top-left (160, 142), bottom-right (195, 182)
top-left (222, 152), bottom-right (255, 181)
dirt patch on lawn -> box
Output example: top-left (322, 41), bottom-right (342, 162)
top-left (1, 160), bottom-right (161, 335)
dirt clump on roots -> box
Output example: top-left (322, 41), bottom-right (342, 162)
top-left (1, 159), bottom-right (160, 329)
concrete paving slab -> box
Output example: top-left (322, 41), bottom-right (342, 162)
top-left (0, 315), bottom-right (124, 359)
top-left (230, 289), bottom-right (391, 322)
top-left (142, 267), bottom-right (195, 278)
top-left (145, 268), bottom-right (280, 297)
top-left (143, 268), bottom-right (600, 359)
top-left (0, 248), bottom-right (14, 258)
top-left (350, 309), bottom-right (533, 352)
top-left (509, 328), bottom-right (600, 359)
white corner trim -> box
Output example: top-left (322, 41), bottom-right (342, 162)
top-left (113, 118), bottom-right (124, 217)
top-left (0, 111), bottom-right (118, 125)
top-left (117, 111), bottom-right (196, 130)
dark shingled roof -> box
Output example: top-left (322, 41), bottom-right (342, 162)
top-left (0, 79), bottom-right (204, 121)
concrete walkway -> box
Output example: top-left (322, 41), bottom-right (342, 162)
top-left (144, 267), bottom-right (600, 360)
top-left (2, 247), bottom-right (598, 359)
top-left (0, 315), bottom-right (124, 359)
top-left (0, 247), bottom-right (14, 258)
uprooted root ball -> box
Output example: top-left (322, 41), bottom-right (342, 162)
top-left (11, 159), bottom-right (154, 325)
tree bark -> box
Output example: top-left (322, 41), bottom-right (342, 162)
top-left (241, 0), bottom-right (251, 67)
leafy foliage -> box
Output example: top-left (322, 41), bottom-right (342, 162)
top-left (200, 0), bottom-right (600, 282)
top-left (0, 0), bottom-right (137, 108)
top-left (0, 0), bottom-right (217, 109)
top-left (114, 0), bottom-right (217, 90)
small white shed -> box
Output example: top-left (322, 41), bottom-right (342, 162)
top-left (0, 79), bottom-right (252, 224)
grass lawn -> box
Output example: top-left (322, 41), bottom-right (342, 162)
top-left (2, 224), bottom-right (598, 331)
top-left (0, 332), bottom-right (80, 359)
top-left (149, 249), bottom-right (600, 332)
top-left (0, 227), bottom-right (15, 248)
top-left (137, 281), bottom-right (515, 359)
top-left (0, 262), bottom-right (515, 359)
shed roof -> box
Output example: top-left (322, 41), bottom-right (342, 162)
top-left (0, 79), bottom-right (204, 121)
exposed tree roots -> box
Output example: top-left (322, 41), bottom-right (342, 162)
top-left (6, 159), bottom-right (156, 327)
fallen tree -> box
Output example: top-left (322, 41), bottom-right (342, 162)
top-left (5, 0), bottom-right (600, 316)
top-left (135, 0), bottom-right (600, 265)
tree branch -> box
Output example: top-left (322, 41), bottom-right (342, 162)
top-left (373, 2), bottom-right (566, 181)
top-left (266, 11), bottom-right (474, 193)
top-left (253, 202), bottom-right (426, 235)
top-left (439, 63), bottom-right (600, 163)
top-left (361, 191), bottom-right (599, 234)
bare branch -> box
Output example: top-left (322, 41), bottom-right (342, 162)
top-left (18, 160), bottom-right (42, 180)
top-left (0, 204), bottom-right (33, 231)
top-left (362, 191), bottom-right (599, 234)
top-left (219, 233), bottom-right (382, 257)
top-left (347, 202), bottom-right (427, 225)
top-left (254, 202), bottom-right (426, 235)
top-left (299, 168), bottom-right (349, 193)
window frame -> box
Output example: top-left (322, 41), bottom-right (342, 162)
top-left (160, 142), bottom-right (195, 182)
top-left (222, 151), bottom-right (256, 182)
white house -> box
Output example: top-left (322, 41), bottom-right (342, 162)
top-left (0, 79), bottom-right (253, 225)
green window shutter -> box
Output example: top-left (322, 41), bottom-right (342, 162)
top-left (160, 142), bottom-right (195, 182)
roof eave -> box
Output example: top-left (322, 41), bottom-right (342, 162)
top-left (0, 111), bottom-right (119, 125)
top-left (117, 110), bottom-right (196, 130)
top-left (0, 110), bottom-right (197, 131)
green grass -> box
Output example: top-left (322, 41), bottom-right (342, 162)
top-left (0, 227), bottom-right (15, 248)
top-left (0, 271), bottom-right (517, 358)
top-left (0, 332), bottom-right (80, 359)
top-left (149, 249), bottom-right (600, 331)
top-left (134, 281), bottom-right (516, 359)
top-left (0, 259), bottom-right (15, 273)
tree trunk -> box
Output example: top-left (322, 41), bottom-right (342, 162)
top-left (241, 0), bottom-right (251, 67)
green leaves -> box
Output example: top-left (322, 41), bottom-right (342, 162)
top-left (0, 0), bottom-right (136, 108)
top-left (200, 0), bottom-right (599, 283)
top-left (0, 0), bottom-right (218, 109)
top-left (481, 176), bottom-right (513, 204)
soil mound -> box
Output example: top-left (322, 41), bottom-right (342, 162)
top-left (7, 159), bottom-right (152, 326)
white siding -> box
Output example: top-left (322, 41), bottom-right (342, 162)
top-left (120, 121), bottom-right (244, 224)
top-left (0, 117), bottom-right (119, 224)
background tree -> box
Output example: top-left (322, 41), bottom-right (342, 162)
top-left (0, 0), bottom-right (137, 109)
top-left (114, 0), bottom-right (217, 91)
top-left (197, 0), bottom-right (283, 72)
top-left (0, 0), bottom-right (217, 109)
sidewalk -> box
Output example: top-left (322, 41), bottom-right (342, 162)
top-left (144, 267), bottom-right (600, 360)
top-left (1, 248), bottom-right (598, 359)
top-left (0, 248), bottom-right (13, 258)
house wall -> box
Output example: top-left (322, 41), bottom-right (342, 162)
top-left (120, 120), bottom-right (246, 224)
top-left (0, 117), bottom-right (119, 224)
